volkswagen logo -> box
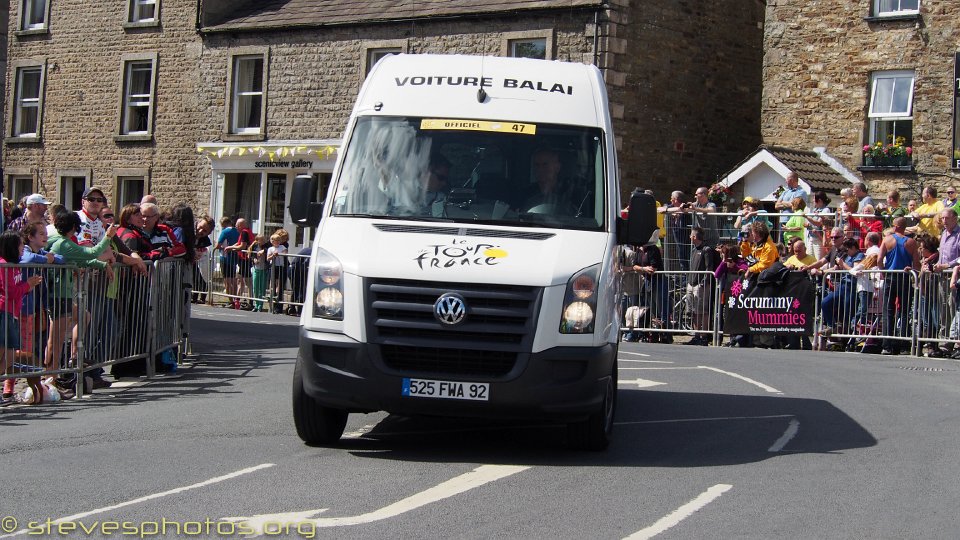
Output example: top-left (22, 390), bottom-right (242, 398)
top-left (434, 293), bottom-right (467, 325)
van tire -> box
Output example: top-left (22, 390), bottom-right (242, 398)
top-left (567, 365), bottom-right (616, 451)
top-left (292, 355), bottom-right (348, 445)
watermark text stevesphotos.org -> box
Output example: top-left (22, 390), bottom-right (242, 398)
top-left (14, 517), bottom-right (320, 538)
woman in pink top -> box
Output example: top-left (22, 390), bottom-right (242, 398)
top-left (0, 230), bottom-right (42, 406)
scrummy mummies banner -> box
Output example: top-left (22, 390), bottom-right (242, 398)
top-left (724, 273), bottom-right (816, 335)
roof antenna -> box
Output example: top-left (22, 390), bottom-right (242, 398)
top-left (477, 54), bottom-right (487, 103)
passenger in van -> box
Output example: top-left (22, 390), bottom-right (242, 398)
top-left (377, 151), bottom-right (452, 216)
top-left (420, 155), bottom-right (451, 212)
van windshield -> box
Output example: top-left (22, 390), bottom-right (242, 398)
top-left (331, 116), bottom-right (606, 230)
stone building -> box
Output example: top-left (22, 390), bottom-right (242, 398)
top-left (763, 0), bottom-right (960, 197)
top-left (3, 0), bottom-right (764, 246)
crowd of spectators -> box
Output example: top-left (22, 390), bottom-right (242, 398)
top-left (625, 178), bottom-right (960, 357)
top-left (0, 189), bottom-right (214, 405)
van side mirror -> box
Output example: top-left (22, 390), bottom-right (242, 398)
top-left (289, 174), bottom-right (324, 228)
top-left (618, 191), bottom-right (658, 245)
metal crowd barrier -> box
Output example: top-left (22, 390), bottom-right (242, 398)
top-left (618, 266), bottom-right (960, 358)
top-left (619, 270), bottom-right (721, 344)
top-left (204, 250), bottom-right (310, 315)
top-left (0, 259), bottom-right (190, 399)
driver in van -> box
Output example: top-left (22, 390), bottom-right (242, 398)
top-left (520, 147), bottom-right (579, 215)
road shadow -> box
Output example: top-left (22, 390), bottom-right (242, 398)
top-left (0, 311), bottom-right (299, 425)
top-left (338, 389), bottom-right (877, 467)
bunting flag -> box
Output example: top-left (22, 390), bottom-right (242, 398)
top-left (195, 144), bottom-right (340, 161)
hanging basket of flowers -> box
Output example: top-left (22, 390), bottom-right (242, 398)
top-left (706, 183), bottom-right (732, 206)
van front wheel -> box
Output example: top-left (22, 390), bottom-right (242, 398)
top-left (567, 368), bottom-right (616, 451)
top-left (292, 355), bottom-right (348, 445)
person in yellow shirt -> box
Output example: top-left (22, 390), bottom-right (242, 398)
top-left (909, 186), bottom-right (945, 238)
top-left (740, 220), bottom-right (778, 277)
top-left (784, 238), bottom-right (817, 269)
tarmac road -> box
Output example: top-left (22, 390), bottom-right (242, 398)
top-left (1, 305), bottom-right (959, 539)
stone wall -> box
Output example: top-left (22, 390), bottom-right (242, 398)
top-left (763, 0), bottom-right (960, 198)
top-left (611, 0), bottom-right (766, 199)
top-left (3, 0), bottom-right (210, 207)
top-left (2, 1), bottom-right (765, 212)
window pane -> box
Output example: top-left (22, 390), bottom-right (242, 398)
top-left (129, 63), bottom-right (152, 96)
top-left (17, 106), bottom-right (38, 135)
top-left (136, 0), bottom-right (156, 21)
top-left (877, 0), bottom-right (896, 12)
top-left (236, 95), bottom-right (262, 129)
top-left (120, 177), bottom-right (145, 205)
top-left (236, 57), bottom-right (263, 93)
top-left (890, 78), bottom-right (912, 114)
top-left (511, 39), bottom-right (546, 60)
top-left (19, 68), bottom-right (41, 100)
top-left (870, 74), bottom-right (913, 116)
top-left (872, 78), bottom-right (894, 114)
top-left (26, 0), bottom-right (46, 27)
top-left (902, 0), bottom-right (919, 9)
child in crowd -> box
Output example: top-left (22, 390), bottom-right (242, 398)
top-left (0, 230), bottom-right (43, 406)
top-left (249, 234), bottom-right (269, 312)
top-left (267, 230), bottom-right (289, 314)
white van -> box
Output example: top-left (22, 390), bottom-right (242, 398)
top-left (290, 54), bottom-right (655, 450)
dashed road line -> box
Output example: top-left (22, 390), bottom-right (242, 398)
top-left (697, 366), bottom-right (783, 394)
top-left (223, 465), bottom-right (530, 532)
top-left (623, 484), bottom-right (733, 539)
top-left (0, 464), bottom-right (276, 539)
top-left (768, 418), bottom-right (800, 452)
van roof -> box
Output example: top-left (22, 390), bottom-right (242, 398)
top-left (356, 54), bottom-right (607, 129)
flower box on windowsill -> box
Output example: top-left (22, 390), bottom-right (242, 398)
top-left (857, 163), bottom-right (914, 173)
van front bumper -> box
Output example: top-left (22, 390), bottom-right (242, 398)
top-left (298, 328), bottom-right (615, 421)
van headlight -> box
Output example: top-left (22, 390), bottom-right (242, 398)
top-left (313, 247), bottom-right (344, 320)
top-left (560, 264), bottom-right (599, 333)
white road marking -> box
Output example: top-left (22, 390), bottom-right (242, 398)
top-left (623, 484), bottom-right (733, 540)
top-left (0, 464), bottom-right (276, 539)
top-left (768, 418), bottom-right (800, 452)
top-left (343, 422), bottom-right (381, 439)
top-left (618, 378), bottom-right (666, 389)
top-left (619, 359), bottom-right (674, 364)
top-left (618, 367), bottom-right (702, 370)
top-left (222, 464), bottom-right (529, 533)
top-left (619, 351), bottom-right (651, 357)
top-left (616, 414), bottom-right (794, 426)
top-left (697, 366), bottom-right (782, 394)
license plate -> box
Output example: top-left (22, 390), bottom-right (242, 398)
top-left (402, 378), bottom-right (489, 401)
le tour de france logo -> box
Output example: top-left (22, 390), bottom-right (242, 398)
top-left (414, 239), bottom-right (509, 270)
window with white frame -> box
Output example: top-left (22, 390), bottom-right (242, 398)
top-left (230, 55), bottom-right (264, 134)
top-left (128, 0), bottom-right (157, 23)
top-left (59, 176), bottom-right (88, 211)
top-left (874, 0), bottom-right (919, 16)
top-left (509, 38), bottom-right (547, 60)
top-left (21, 0), bottom-right (48, 31)
top-left (366, 48), bottom-right (401, 75)
top-left (120, 59), bottom-right (155, 136)
top-left (117, 176), bottom-right (145, 206)
top-left (9, 177), bottom-right (34, 203)
top-left (12, 65), bottom-right (42, 137)
top-left (868, 70), bottom-right (914, 154)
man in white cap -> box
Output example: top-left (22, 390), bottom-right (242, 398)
top-left (6, 193), bottom-right (49, 231)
